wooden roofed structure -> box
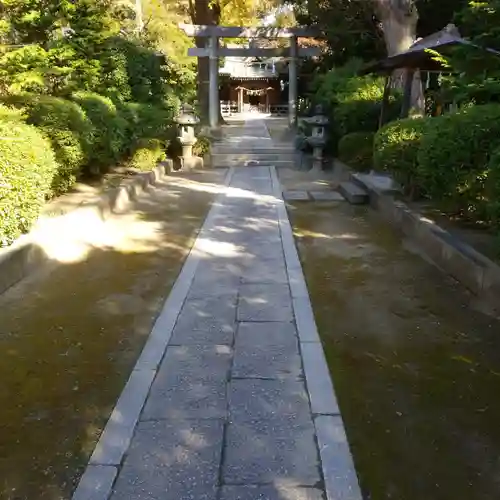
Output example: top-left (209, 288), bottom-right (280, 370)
top-left (361, 24), bottom-right (500, 126)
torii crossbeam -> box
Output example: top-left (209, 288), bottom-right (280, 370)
top-left (179, 23), bottom-right (322, 128)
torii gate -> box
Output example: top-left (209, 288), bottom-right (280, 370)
top-left (179, 24), bottom-right (321, 128)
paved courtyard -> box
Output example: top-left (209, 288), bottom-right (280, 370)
top-left (73, 120), bottom-right (360, 500)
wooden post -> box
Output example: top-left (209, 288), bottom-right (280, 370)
top-left (378, 75), bottom-right (391, 129)
top-left (400, 68), bottom-right (415, 119)
top-left (208, 35), bottom-right (219, 128)
top-left (288, 36), bottom-right (298, 126)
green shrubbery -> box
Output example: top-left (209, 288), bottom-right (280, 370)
top-left (311, 61), bottom-right (401, 152)
top-left (71, 92), bottom-right (128, 173)
top-left (338, 132), bottom-right (374, 172)
top-left (129, 139), bottom-right (166, 171)
top-left (371, 105), bottom-right (500, 226)
top-left (4, 94), bottom-right (96, 195)
top-left (0, 0), bottom-right (193, 248)
top-left (193, 135), bottom-right (211, 157)
top-left (0, 111), bottom-right (58, 246)
top-left (417, 104), bottom-right (500, 218)
top-left (373, 117), bottom-right (431, 197)
top-left (0, 95), bottom-right (175, 246)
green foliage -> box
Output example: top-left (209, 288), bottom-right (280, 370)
top-left (135, 103), bottom-right (175, 143)
top-left (417, 104), bottom-right (500, 218)
top-left (333, 76), bottom-right (399, 140)
top-left (311, 61), bottom-right (401, 153)
top-left (338, 132), bottom-right (374, 172)
top-left (71, 91), bottom-right (128, 172)
top-left (373, 117), bottom-right (431, 197)
top-left (291, 0), bottom-right (385, 68)
top-left (0, 0), bottom-right (197, 247)
top-left (436, 1), bottom-right (500, 107)
top-left (193, 135), bottom-right (211, 157)
top-left (129, 139), bottom-right (166, 172)
top-left (4, 94), bottom-right (95, 194)
top-left (0, 110), bottom-right (58, 246)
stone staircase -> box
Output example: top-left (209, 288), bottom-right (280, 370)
top-left (210, 119), bottom-right (298, 169)
top-left (209, 120), bottom-right (395, 207)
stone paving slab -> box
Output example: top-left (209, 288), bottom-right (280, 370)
top-left (283, 190), bottom-right (310, 201)
top-left (232, 322), bottom-right (301, 379)
top-left (142, 376), bottom-right (227, 420)
top-left (310, 190), bottom-right (346, 202)
top-left (152, 345), bottom-right (232, 381)
top-left (170, 296), bottom-right (237, 345)
top-left (222, 414), bottom-right (321, 486)
top-left (219, 486), bottom-right (325, 500)
top-left (111, 420), bottom-right (223, 500)
top-left (237, 284), bottom-right (293, 322)
top-left (229, 379), bottom-right (310, 419)
top-left (240, 260), bottom-right (288, 284)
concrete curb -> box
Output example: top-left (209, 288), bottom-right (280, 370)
top-left (270, 166), bottom-right (363, 500)
top-left (352, 172), bottom-right (500, 314)
top-left (0, 160), bottom-right (173, 296)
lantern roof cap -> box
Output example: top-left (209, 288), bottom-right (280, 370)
top-left (175, 104), bottom-right (199, 125)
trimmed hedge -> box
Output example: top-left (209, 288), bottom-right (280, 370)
top-left (19, 95), bottom-right (95, 195)
top-left (0, 111), bottom-right (58, 246)
top-left (129, 139), bottom-right (166, 171)
top-left (338, 132), bottom-right (374, 172)
top-left (71, 91), bottom-right (128, 173)
top-left (417, 104), bottom-right (500, 217)
top-left (373, 117), bottom-right (431, 197)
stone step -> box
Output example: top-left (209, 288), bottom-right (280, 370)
top-left (211, 146), bottom-right (296, 155)
top-left (338, 181), bottom-right (369, 205)
top-left (211, 152), bottom-right (297, 162)
top-left (211, 158), bottom-right (296, 168)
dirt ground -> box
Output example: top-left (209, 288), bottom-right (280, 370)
top-left (287, 198), bottom-right (500, 500)
top-left (0, 170), bottom-right (226, 499)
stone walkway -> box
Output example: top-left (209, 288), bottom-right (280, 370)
top-left (73, 120), bottom-right (361, 500)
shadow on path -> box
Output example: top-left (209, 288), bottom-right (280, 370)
top-left (0, 171), bottom-right (225, 499)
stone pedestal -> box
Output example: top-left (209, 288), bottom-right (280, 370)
top-left (178, 156), bottom-right (204, 171)
top-left (312, 146), bottom-right (323, 172)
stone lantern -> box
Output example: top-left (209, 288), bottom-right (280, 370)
top-left (304, 104), bottom-right (329, 172)
top-left (174, 104), bottom-right (203, 171)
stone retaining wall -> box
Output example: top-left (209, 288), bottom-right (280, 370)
top-left (353, 173), bottom-right (500, 315)
top-left (0, 161), bottom-right (173, 296)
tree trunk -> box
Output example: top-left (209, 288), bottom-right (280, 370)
top-left (192, 0), bottom-right (211, 124)
top-left (192, 0), bottom-right (224, 126)
top-left (373, 0), bottom-right (425, 116)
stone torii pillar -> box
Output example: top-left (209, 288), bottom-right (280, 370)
top-left (208, 35), bottom-right (219, 129)
top-left (288, 36), bottom-right (298, 127)
top-left (180, 24), bottom-right (322, 129)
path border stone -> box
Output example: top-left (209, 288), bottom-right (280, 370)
top-left (71, 167), bottom-right (234, 500)
top-left (270, 165), bottom-right (363, 500)
top-left (351, 171), bottom-right (500, 315)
